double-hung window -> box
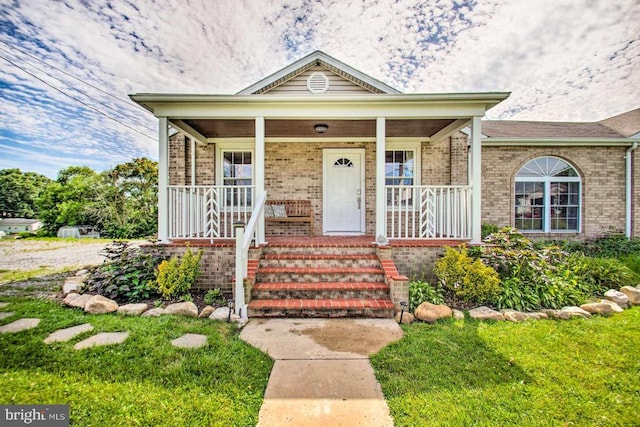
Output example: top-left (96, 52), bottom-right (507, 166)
top-left (385, 144), bottom-right (419, 207)
top-left (514, 156), bottom-right (581, 232)
top-left (221, 150), bottom-right (253, 207)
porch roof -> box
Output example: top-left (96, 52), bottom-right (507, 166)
top-left (130, 92), bottom-right (510, 141)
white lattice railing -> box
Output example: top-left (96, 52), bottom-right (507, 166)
top-left (386, 185), bottom-right (472, 239)
top-left (168, 185), bottom-right (254, 241)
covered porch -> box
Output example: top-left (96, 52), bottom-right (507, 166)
top-left (130, 93), bottom-right (508, 245)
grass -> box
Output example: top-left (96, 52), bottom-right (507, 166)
top-left (0, 298), bottom-right (273, 426)
top-left (371, 309), bottom-right (640, 427)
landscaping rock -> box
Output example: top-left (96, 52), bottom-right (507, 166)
top-left (0, 318), bottom-right (40, 333)
top-left (394, 311), bottom-right (415, 324)
top-left (62, 276), bottom-right (84, 295)
top-left (604, 289), bottom-right (629, 308)
top-left (44, 323), bottom-right (93, 344)
top-left (164, 302), bottom-right (198, 317)
top-left (74, 332), bottom-right (129, 350)
top-left (599, 299), bottom-right (624, 313)
top-left (84, 295), bottom-right (119, 314)
top-left (501, 309), bottom-right (527, 322)
top-left (414, 302), bottom-right (452, 323)
top-left (117, 303), bottom-right (149, 316)
top-left (0, 302), bottom-right (9, 309)
top-left (199, 305), bottom-right (215, 318)
top-left (522, 312), bottom-right (548, 320)
top-left (620, 286), bottom-right (640, 305)
top-left (0, 312), bottom-right (15, 320)
top-left (560, 306), bottom-right (592, 319)
top-left (65, 293), bottom-right (92, 309)
top-left (141, 307), bottom-right (164, 317)
top-left (210, 306), bottom-right (234, 321)
top-left (452, 309), bottom-right (465, 321)
top-left (171, 333), bottom-right (207, 349)
top-left (469, 306), bottom-right (504, 321)
top-left (580, 302), bottom-right (618, 316)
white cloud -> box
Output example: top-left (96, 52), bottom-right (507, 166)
top-left (0, 0), bottom-right (638, 177)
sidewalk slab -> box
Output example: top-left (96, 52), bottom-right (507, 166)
top-left (240, 318), bottom-right (402, 359)
top-left (258, 359), bottom-right (393, 427)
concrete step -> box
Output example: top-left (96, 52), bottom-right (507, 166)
top-left (247, 298), bottom-right (395, 318)
top-left (252, 282), bottom-right (390, 300)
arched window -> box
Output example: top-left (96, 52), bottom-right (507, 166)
top-left (514, 157), bottom-right (581, 232)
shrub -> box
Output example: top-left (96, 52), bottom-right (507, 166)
top-left (434, 246), bottom-right (500, 305)
top-left (559, 235), bottom-right (640, 258)
top-left (579, 257), bottom-right (638, 293)
top-left (204, 288), bottom-right (226, 306)
top-left (622, 254), bottom-right (640, 276)
top-left (409, 281), bottom-right (445, 311)
top-left (86, 241), bottom-right (166, 302)
top-left (154, 247), bottom-right (203, 299)
top-left (481, 223), bottom-right (501, 240)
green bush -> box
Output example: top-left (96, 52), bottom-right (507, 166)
top-left (409, 281), bottom-right (445, 311)
top-left (154, 247), bottom-right (203, 299)
top-left (86, 241), bottom-right (166, 302)
top-left (579, 257), bottom-right (638, 293)
top-left (559, 235), bottom-right (640, 258)
top-left (481, 223), bottom-right (501, 240)
top-left (204, 288), bottom-right (226, 306)
top-left (434, 246), bottom-right (500, 305)
top-left (622, 254), bottom-right (640, 276)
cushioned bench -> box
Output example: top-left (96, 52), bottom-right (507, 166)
top-left (265, 199), bottom-right (314, 236)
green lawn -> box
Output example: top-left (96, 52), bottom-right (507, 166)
top-left (0, 298), bottom-right (273, 426)
top-left (371, 309), bottom-right (640, 427)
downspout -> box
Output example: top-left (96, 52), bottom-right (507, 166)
top-left (626, 142), bottom-right (638, 238)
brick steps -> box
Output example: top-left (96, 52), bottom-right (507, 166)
top-left (249, 243), bottom-right (394, 318)
top-left (252, 282), bottom-right (389, 299)
top-left (247, 298), bottom-right (395, 318)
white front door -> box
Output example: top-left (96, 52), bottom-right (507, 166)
top-left (323, 149), bottom-right (365, 234)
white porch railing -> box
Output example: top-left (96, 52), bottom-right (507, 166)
top-left (234, 191), bottom-right (267, 317)
top-left (168, 185), bottom-right (254, 242)
top-left (386, 185), bottom-right (472, 239)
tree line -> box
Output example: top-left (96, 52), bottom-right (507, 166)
top-left (0, 158), bottom-right (158, 239)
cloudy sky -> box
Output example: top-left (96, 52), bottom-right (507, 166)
top-left (1, 0), bottom-right (638, 178)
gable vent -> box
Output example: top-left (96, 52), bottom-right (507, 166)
top-left (307, 72), bottom-right (330, 94)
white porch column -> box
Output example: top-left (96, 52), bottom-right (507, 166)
top-left (158, 117), bottom-right (169, 242)
top-left (190, 137), bottom-right (196, 186)
top-left (470, 116), bottom-right (482, 243)
top-left (376, 117), bottom-right (386, 240)
top-left (255, 117), bottom-right (266, 244)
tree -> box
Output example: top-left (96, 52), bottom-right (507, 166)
top-left (0, 169), bottom-right (52, 218)
top-left (92, 158), bottom-right (158, 238)
top-left (37, 166), bottom-right (101, 234)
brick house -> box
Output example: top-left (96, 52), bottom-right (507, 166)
top-left (131, 51), bottom-right (639, 317)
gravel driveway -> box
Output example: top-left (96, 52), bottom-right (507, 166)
top-left (0, 239), bottom-right (110, 271)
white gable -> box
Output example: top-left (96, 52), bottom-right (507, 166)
top-left (238, 51), bottom-right (400, 95)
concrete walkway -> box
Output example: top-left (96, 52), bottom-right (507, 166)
top-left (240, 318), bottom-right (403, 427)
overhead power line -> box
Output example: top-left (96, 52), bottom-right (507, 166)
top-left (0, 43), bottom-right (156, 134)
top-left (0, 54), bottom-right (157, 141)
top-left (0, 40), bottom-right (148, 116)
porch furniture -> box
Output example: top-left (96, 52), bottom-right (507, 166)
top-left (265, 199), bottom-right (314, 236)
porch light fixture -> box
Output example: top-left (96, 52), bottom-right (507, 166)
top-left (314, 124), bottom-right (329, 134)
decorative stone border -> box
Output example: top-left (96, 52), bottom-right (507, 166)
top-left (404, 285), bottom-right (640, 324)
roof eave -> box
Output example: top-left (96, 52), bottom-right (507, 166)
top-left (482, 137), bottom-right (640, 146)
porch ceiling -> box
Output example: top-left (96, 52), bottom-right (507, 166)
top-left (182, 118), bottom-right (457, 138)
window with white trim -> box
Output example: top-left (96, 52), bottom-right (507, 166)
top-left (221, 150), bottom-right (253, 207)
top-left (514, 157), bottom-right (581, 232)
top-left (385, 144), bottom-right (420, 207)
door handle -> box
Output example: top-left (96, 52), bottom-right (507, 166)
top-left (357, 196), bottom-right (361, 210)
